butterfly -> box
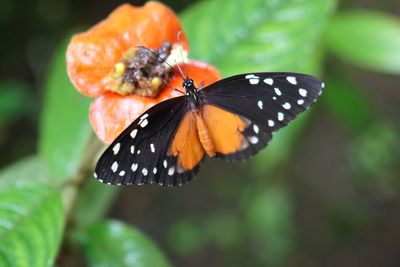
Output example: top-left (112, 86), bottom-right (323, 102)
top-left (94, 71), bottom-right (325, 186)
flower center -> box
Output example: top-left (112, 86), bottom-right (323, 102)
top-left (107, 41), bottom-right (182, 97)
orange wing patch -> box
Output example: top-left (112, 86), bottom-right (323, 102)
top-left (169, 112), bottom-right (205, 171)
top-left (201, 105), bottom-right (247, 155)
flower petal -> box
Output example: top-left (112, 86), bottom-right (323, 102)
top-left (90, 61), bottom-right (220, 144)
top-left (66, 2), bottom-right (188, 97)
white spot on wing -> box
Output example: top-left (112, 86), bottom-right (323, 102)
top-left (268, 120), bottom-right (275, 127)
top-left (131, 163), bottom-right (138, 172)
top-left (168, 167), bottom-right (175, 176)
top-left (299, 88), bottom-right (307, 97)
top-left (245, 74), bottom-right (255, 79)
top-left (248, 136), bottom-right (259, 144)
top-left (274, 88), bottom-right (282, 96)
top-left (94, 172), bottom-right (98, 178)
top-left (111, 161), bottom-right (118, 173)
top-left (257, 100), bottom-right (263, 110)
top-left (119, 170), bottom-right (125, 176)
top-left (153, 167), bottom-right (157, 174)
top-left (163, 160), bottom-right (167, 168)
top-left (264, 78), bottom-right (273, 85)
top-left (130, 129), bottom-right (138, 139)
top-left (249, 78), bottom-right (259, 85)
top-left (278, 112), bottom-right (284, 121)
top-left (321, 82), bottom-right (325, 88)
top-left (112, 143), bottom-right (120, 155)
top-left (253, 124), bottom-right (259, 134)
top-left (286, 76), bottom-right (297, 85)
top-left (140, 113), bottom-right (149, 121)
top-left (130, 145), bottom-right (135, 154)
top-left (142, 168), bottom-right (148, 176)
top-left (282, 102), bottom-right (291, 110)
top-left (140, 119), bottom-right (148, 128)
top-left (297, 99), bottom-right (305, 105)
top-left (150, 143), bottom-right (155, 153)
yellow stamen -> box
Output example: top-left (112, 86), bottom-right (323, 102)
top-left (151, 77), bottom-right (162, 90)
top-left (114, 63), bottom-right (126, 76)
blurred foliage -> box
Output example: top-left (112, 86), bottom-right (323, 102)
top-left (322, 76), bottom-right (375, 132)
top-left (72, 179), bottom-right (120, 228)
top-left (182, 0), bottom-right (335, 75)
top-left (244, 186), bottom-right (295, 266)
top-left (0, 81), bottom-right (33, 126)
top-left (39, 39), bottom-right (92, 180)
top-left (326, 10), bottom-right (400, 74)
top-left (0, 0), bottom-right (399, 266)
top-left (349, 123), bottom-right (400, 188)
top-left (77, 220), bottom-right (172, 267)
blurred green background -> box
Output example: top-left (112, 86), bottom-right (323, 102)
top-left (0, 0), bottom-right (399, 266)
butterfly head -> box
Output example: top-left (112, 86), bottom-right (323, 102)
top-left (182, 78), bottom-right (196, 92)
top-left (182, 77), bottom-right (202, 106)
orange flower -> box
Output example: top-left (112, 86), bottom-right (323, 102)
top-left (66, 2), bottom-right (220, 144)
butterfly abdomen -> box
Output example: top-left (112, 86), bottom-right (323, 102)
top-left (193, 109), bottom-right (216, 157)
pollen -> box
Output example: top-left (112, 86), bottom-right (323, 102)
top-left (106, 41), bottom-right (174, 97)
top-left (114, 63), bottom-right (126, 75)
top-left (151, 77), bottom-right (162, 90)
top-left (165, 46), bottom-right (189, 67)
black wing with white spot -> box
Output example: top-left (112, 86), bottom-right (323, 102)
top-left (94, 96), bottom-right (200, 186)
top-left (201, 72), bottom-right (325, 160)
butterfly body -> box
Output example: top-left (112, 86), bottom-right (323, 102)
top-left (95, 72), bottom-right (325, 186)
top-left (180, 78), bottom-right (226, 157)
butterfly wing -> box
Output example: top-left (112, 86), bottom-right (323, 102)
top-left (200, 72), bottom-right (325, 160)
top-left (95, 96), bottom-right (205, 186)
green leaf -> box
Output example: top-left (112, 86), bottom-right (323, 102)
top-left (39, 37), bottom-right (92, 180)
top-left (0, 156), bottom-right (64, 267)
top-left (79, 220), bottom-right (171, 267)
top-left (0, 156), bottom-right (51, 185)
top-left (181, 0), bottom-right (336, 75)
top-left (325, 10), bottom-right (400, 74)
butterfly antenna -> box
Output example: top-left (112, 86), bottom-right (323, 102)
top-left (160, 78), bottom-right (185, 95)
top-left (174, 59), bottom-right (186, 81)
top-left (135, 46), bottom-right (185, 81)
top-left (177, 31), bottom-right (189, 78)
